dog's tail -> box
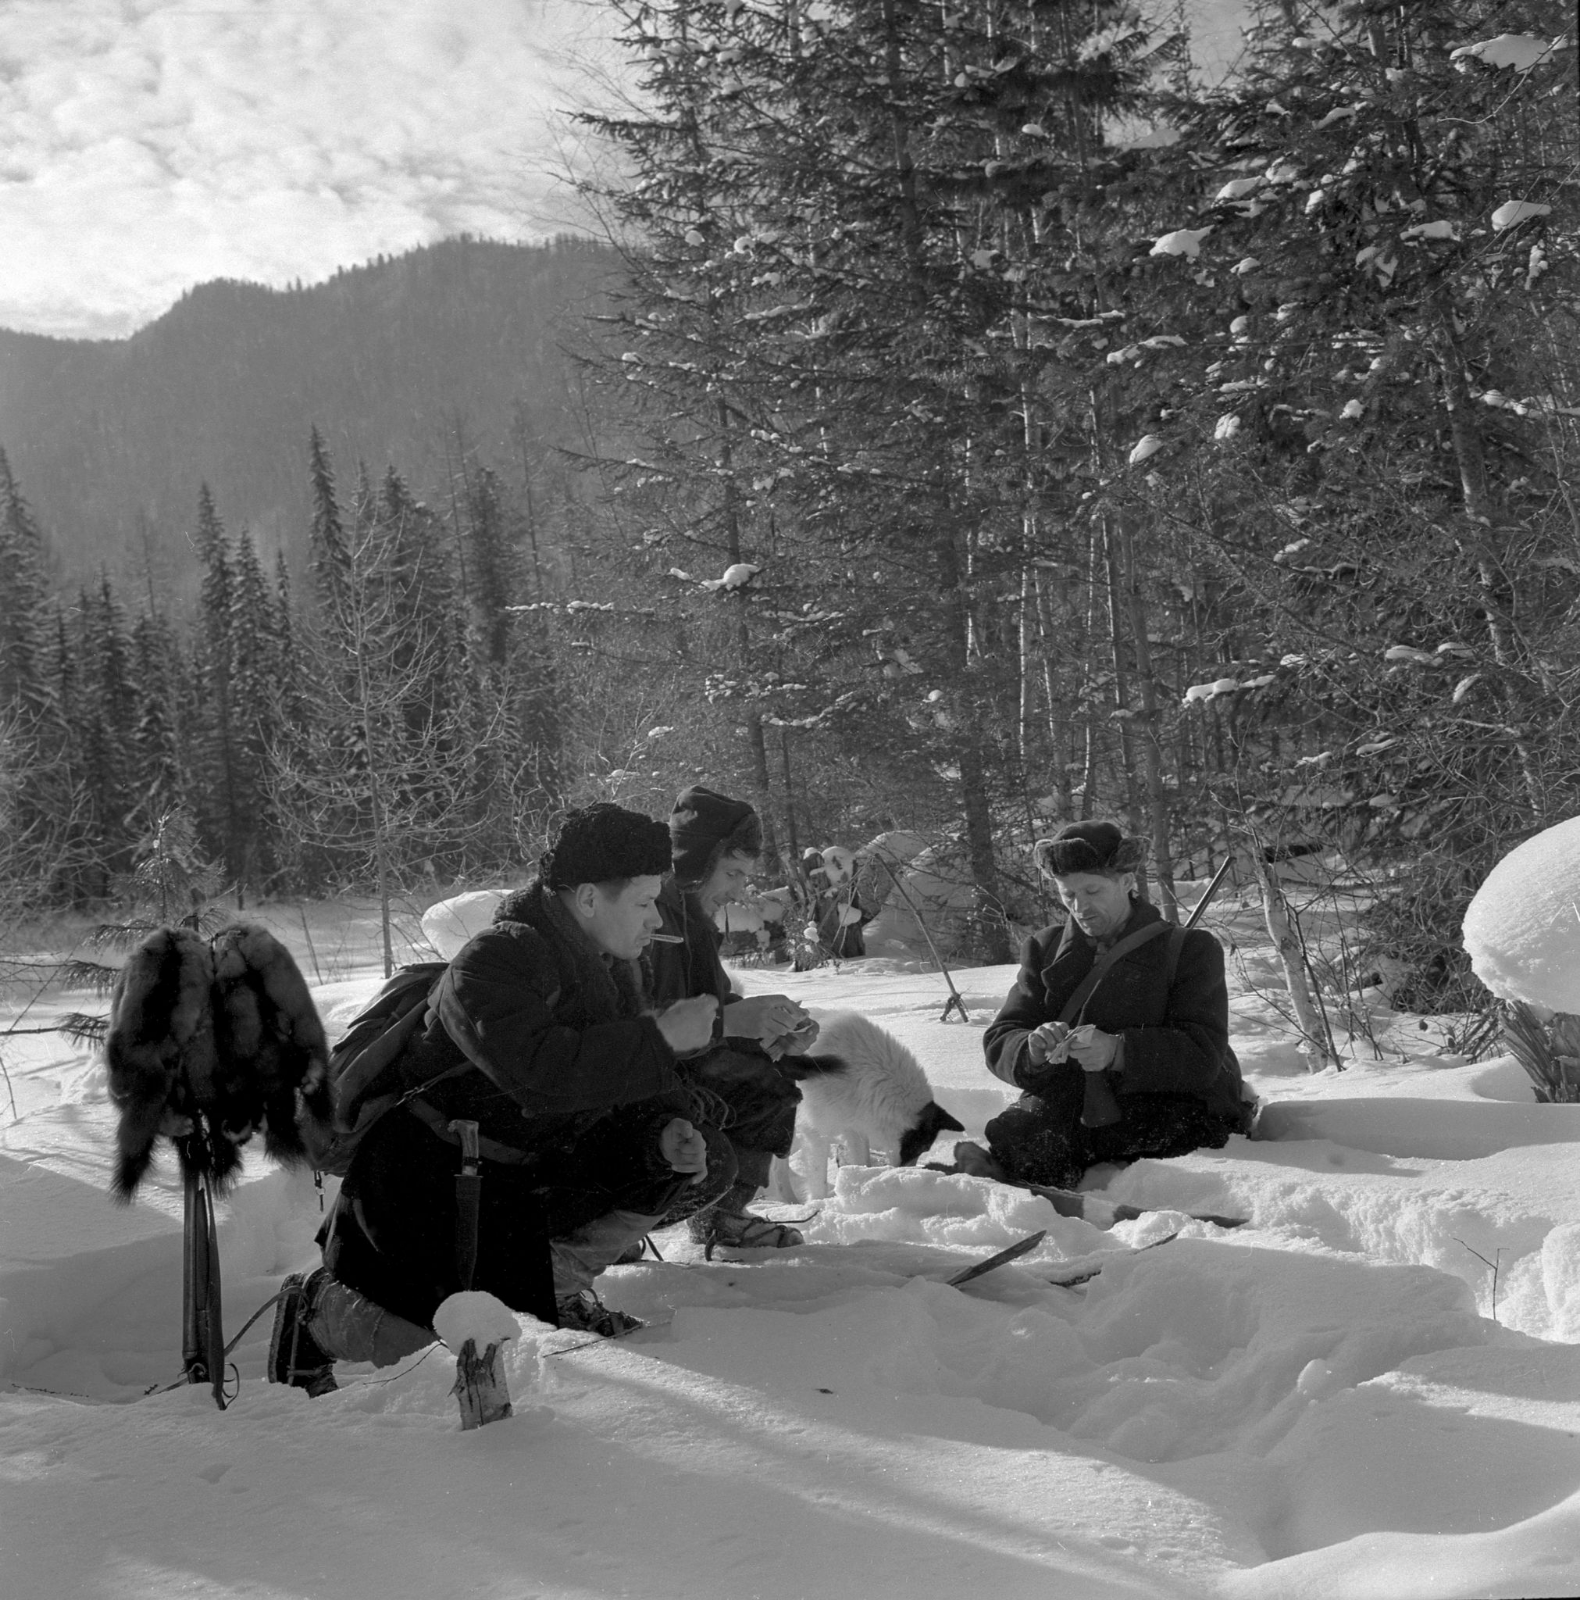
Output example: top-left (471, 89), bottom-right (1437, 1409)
top-left (779, 1052), bottom-right (851, 1082)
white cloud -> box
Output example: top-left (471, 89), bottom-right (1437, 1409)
top-left (0, 0), bottom-right (1249, 340)
top-left (0, 0), bottom-right (622, 336)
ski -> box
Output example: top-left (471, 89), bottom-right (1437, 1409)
top-left (1021, 1181), bottom-right (1246, 1230)
top-left (946, 1229), bottom-right (1047, 1286)
top-left (1050, 1230), bottom-right (1181, 1289)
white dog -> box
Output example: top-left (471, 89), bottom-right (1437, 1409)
top-left (769, 1011), bottom-right (963, 1201)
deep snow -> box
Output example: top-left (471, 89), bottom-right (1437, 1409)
top-left (4, 887), bottom-right (1580, 1599)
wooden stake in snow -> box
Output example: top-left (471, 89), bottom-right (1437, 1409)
top-left (434, 1292), bottom-right (520, 1430)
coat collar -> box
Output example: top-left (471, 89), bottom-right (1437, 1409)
top-left (1049, 896), bottom-right (1162, 969)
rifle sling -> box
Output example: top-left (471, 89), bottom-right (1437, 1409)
top-left (1057, 921), bottom-right (1175, 1027)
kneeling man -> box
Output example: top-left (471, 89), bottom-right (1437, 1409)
top-left (270, 803), bottom-right (726, 1394)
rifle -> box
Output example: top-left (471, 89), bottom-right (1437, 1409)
top-left (1077, 854), bottom-right (1236, 1128)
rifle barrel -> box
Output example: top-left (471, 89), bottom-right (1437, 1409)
top-left (1183, 854), bottom-right (1235, 931)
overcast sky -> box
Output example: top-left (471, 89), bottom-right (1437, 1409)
top-left (0, 0), bottom-right (1247, 342)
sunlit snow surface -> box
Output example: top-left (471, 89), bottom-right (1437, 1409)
top-left (5, 890), bottom-right (1580, 1598)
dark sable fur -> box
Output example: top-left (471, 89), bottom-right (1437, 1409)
top-left (210, 924), bottom-right (333, 1168)
top-left (106, 929), bottom-right (217, 1200)
top-left (104, 923), bottom-right (331, 1200)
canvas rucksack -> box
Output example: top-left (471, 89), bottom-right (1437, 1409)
top-left (302, 960), bottom-right (462, 1177)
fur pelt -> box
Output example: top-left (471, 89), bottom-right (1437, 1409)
top-left (210, 923), bottom-right (333, 1169)
top-left (776, 1012), bottom-right (964, 1200)
top-left (104, 923), bottom-right (331, 1201)
top-left (106, 929), bottom-right (218, 1200)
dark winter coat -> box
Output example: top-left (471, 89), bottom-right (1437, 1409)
top-left (646, 879), bottom-right (738, 1023)
top-left (983, 899), bottom-right (1245, 1130)
top-left (398, 878), bottom-right (693, 1179)
top-left (327, 879), bottom-right (701, 1328)
top-left (643, 878), bottom-right (801, 1180)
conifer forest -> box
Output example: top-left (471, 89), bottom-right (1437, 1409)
top-left (0, 0), bottom-right (1574, 1014)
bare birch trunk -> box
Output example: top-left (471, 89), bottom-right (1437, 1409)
top-left (1256, 853), bottom-right (1340, 1070)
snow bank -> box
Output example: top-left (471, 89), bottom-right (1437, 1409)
top-left (420, 888), bottom-right (506, 959)
top-left (8, 907), bottom-right (1580, 1598)
top-left (1463, 815), bottom-right (1580, 1008)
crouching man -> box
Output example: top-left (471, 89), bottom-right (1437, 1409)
top-left (269, 803), bottom-right (730, 1395)
top-left (647, 785), bottom-right (818, 1250)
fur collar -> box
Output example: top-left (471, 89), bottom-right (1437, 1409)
top-left (494, 878), bottom-right (650, 1019)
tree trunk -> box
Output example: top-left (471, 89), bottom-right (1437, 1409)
top-left (1255, 850), bottom-right (1340, 1070)
top-left (716, 393), bottom-right (782, 867)
top-left (1118, 519), bottom-right (1178, 920)
top-left (1101, 521), bottom-right (1143, 837)
top-left (451, 1337), bottom-right (513, 1430)
top-left (1431, 320), bottom-right (1543, 820)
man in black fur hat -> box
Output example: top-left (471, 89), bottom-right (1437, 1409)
top-left (270, 803), bottom-right (728, 1393)
top-left (955, 820), bottom-right (1246, 1190)
top-left (646, 784), bottom-right (818, 1250)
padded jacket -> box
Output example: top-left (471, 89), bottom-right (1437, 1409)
top-left (982, 899), bottom-right (1245, 1127)
top-left (397, 880), bottom-right (691, 1181)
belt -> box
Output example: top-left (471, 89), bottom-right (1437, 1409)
top-left (404, 1097), bottom-right (535, 1166)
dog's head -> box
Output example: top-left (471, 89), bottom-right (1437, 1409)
top-left (896, 1100), bottom-right (966, 1167)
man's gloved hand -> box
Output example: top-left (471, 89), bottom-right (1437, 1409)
top-left (659, 1118), bottom-right (708, 1183)
top-left (656, 996), bottom-right (719, 1056)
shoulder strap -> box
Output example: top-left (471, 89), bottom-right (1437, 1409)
top-left (1057, 921), bottom-right (1171, 1026)
top-left (1163, 925), bottom-right (1187, 994)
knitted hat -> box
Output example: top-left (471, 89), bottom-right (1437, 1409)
top-left (1034, 821), bottom-right (1148, 878)
top-left (538, 803), bottom-right (673, 890)
top-left (669, 785), bottom-right (762, 886)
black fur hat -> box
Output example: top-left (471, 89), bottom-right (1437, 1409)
top-left (1034, 821), bottom-right (1148, 878)
top-left (669, 784), bottom-right (762, 886)
top-left (538, 802), bottom-right (673, 890)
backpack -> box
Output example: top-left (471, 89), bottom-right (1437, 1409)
top-left (302, 961), bottom-right (461, 1176)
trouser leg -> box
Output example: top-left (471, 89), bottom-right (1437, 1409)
top-left (984, 1094), bottom-right (1085, 1188)
top-left (550, 1209), bottom-right (665, 1298)
top-left (987, 1090), bottom-right (1235, 1187)
top-left (305, 1272), bottom-right (434, 1367)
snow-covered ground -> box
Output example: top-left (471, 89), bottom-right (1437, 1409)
top-left (5, 890), bottom-right (1580, 1599)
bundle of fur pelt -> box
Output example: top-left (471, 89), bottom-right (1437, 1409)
top-left (105, 924), bottom-right (333, 1201)
top-left (106, 929), bottom-right (218, 1200)
top-left (209, 923), bottom-right (334, 1171)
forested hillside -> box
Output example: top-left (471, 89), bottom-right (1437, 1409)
top-left (0, 236), bottom-right (617, 587)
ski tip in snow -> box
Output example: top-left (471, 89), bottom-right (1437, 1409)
top-left (946, 1230), bottom-right (1047, 1287)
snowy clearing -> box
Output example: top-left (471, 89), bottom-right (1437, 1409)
top-left (4, 889), bottom-right (1580, 1598)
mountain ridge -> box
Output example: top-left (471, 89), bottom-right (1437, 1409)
top-left (0, 235), bottom-right (619, 590)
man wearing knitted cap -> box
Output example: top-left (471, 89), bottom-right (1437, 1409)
top-left (648, 784), bottom-right (819, 1250)
top-left (269, 804), bottom-right (730, 1392)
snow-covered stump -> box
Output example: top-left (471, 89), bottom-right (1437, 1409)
top-left (434, 1292), bottom-right (520, 1431)
top-left (1464, 817), bottom-right (1580, 1103)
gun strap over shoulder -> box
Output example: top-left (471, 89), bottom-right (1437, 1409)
top-left (1058, 921), bottom-right (1184, 1026)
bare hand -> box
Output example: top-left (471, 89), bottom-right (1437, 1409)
top-left (723, 994), bottom-right (813, 1048)
top-left (1066, 1024), bottom-right (1117, 1073)
top-left (656, 996), bottom-right (719, 1055)
top-left (1026, 1021), bottom-right (1070, 1066)
top-left (659, 1117), bottom-right (708, 1182)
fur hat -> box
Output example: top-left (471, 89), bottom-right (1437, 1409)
top-left (1034, 821), bottom-right (1148, 878)
top-left (538, 803), bottom-right (673, 890)
top-left (669, 785), bottom-right (762, 886)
